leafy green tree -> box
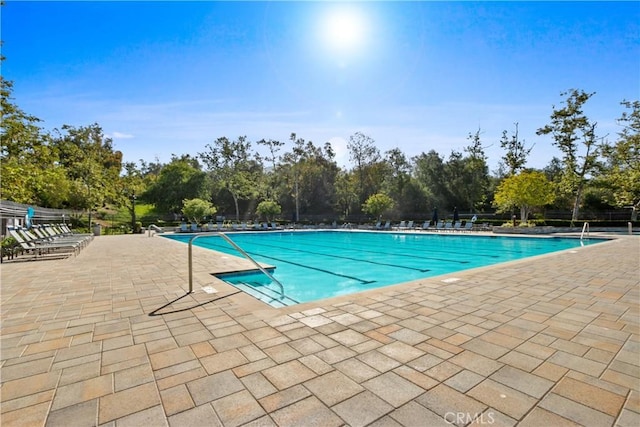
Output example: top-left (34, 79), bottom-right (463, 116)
top-left (347, 132), bottom-right (381, 207)
top-left (116, 162), bottom-right (147, 230)
top-left (412, 150), bottom-right (450, 210)
top-left (277, 135), bottom-right (339, 220)
top-left (256, 200), bottom-right (282, 222)
top-left (182, 198), bottom-right (217, 224)
top-left (1, 70), bottom-right (72, 207)
top-left (493, 171), bottom-right (555, 222)
top-left (600, 100), bottom-right (640, 220)
top-left (334, 169), bottom-right (358, 217)
top-left (460, 128), bottom-right (491, 211)
top-left (537, 89), bottom-right (602, 224)
top-left (200, 136), bottom-right (261, 221)
top-left (256, 138), bottom-right (284, 201)
top-left (362, 193), bottom-right (395, 220)
top-left (381, 148), bottom-right (408, 210)
top-left (499, 122), bottom-right (533, 176)
top-left (144, 155), bottom-right (211, 214)
top-left (51, 124), bottom-right (122, 217)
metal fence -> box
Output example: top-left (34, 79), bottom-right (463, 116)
top-left (1, 200), bottom-right (78, 238)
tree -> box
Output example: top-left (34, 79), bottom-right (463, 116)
top-left (600, 100), bottom-right (640, 220)
top-left (381, 148), bottom-right (410, 214)
top-left (200, 136), bottom-right (261, 222)
top-left (537, 89), bottom-right (602, 224)
top-left (1, 69), bottom-right (72, 207)
top-left (277, 135), bottom-right (339, 220)
top-left (334, 169), bottom-right (358, 218)
top-left (144, 155), bottom-right (211, 214)
top-left (413, 150), bottom-right (450, 210)
top-left (256, 138), bottom-right (284, 201)
top-left (493, 171), bottom-right (555, 222)
top-left (51, 123), bottom-right (123, 225)
top-left (499, 122), bottom-right (533, 176)
top-left (460, 129), bottom-right (490, 211)
top-left (182, 198), bottom-right (217, 224)
top-left (116, 162), bottom-right (147, 231)
top-left (256, 200), bottom-right (282, 222)
top-left (347, 132), bottom-right (381, 206)
top-left (362, 193), bottom-right (395, 220)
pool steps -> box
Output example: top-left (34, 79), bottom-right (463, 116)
top-left (230, 280), bottom-right (299, 307)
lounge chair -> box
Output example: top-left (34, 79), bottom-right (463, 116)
top-left (58, 224), bottom-right (93, 238)
top-left (462, 222), bottom-right (473, 232)
top-left (406, 220), bottom-right (414, 230)
top-left (453, 221), bottom-right (461, 231)
top-left (8, 228), bottom-right (79, 258)
top-left (421, 221), bottom-right (431, 231)
top-left (36, 225), bottom-right (91, 248)
top-left (382, 220), bottom-right (391, 230)
top-left (395, 220), bottom-right (406, 230)
top-left (443, 221), bottom-right (453, 231)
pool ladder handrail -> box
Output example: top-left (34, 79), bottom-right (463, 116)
top-left (580, 221), bottom-right (590, 240)
top-left (188, 232), bottom-right (285, 299)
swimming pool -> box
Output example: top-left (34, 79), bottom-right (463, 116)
top-left (163, 231), bottom-right (604, 307)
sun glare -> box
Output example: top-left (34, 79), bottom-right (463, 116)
top-left (323, 9), bottom-right (366, 51)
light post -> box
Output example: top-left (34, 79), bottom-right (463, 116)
top-left (130, 193), bottom-right (137, 233)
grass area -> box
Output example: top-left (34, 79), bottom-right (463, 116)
top-left (96, 203), bottom-right (173, 230)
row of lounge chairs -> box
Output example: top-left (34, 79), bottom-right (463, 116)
top-left (6, 224), bottom-right (93, 260)
top-left (178, 222), bottom-right (284, 233)
top-left (378, 220), bottom-right (477, 232)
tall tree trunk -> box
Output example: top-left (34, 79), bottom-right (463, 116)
top-left (232, 194), bottom-right (240, 222)
top-left (571, 186), bottom-right (583, 226)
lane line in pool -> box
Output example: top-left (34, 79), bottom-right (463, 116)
top-left (252, 253), bottom-right (377, 285)
top-left (193, 239), bottom-right (377, 284)
top-left (241, 240), bottom-right (433, 272)
top-left (288, 239), bottom-right (473, 264)
top-left (307, 237), bottom-right (504, 259)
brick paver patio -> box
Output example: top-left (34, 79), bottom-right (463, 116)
top-left (1, 232), bottom-right (638, 426)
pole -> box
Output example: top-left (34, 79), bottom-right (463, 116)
top-left (131, 194), bottom-right (137, 233)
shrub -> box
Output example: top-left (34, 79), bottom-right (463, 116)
top-left (256, 200), bottom-right (282, 222)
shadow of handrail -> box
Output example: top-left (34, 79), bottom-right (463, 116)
top-left (148, 290), bottom-right (241, 316)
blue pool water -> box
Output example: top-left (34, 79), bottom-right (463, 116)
top-left (164, 231), bottom-right (603, 306)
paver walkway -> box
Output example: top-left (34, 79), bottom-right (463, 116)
top-left (1, 232), bottom-right (638, 427)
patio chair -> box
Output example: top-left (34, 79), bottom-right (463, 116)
top-left (8, 228), bottom-right (79, 259)
top-left (40, 225), bottom-right (92, 247)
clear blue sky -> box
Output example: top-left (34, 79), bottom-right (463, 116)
top-left (3, 1), bottom-right (639, 171)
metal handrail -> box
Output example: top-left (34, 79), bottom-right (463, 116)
top-left (580, 222), bottom-right (590, 240)
top-left (188, 232), bottom-right (285, 299)
top-left (147, 224), bottom-right (164, 236)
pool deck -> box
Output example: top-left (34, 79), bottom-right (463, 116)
top-left (1, 232), bottom-right (638, 426)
